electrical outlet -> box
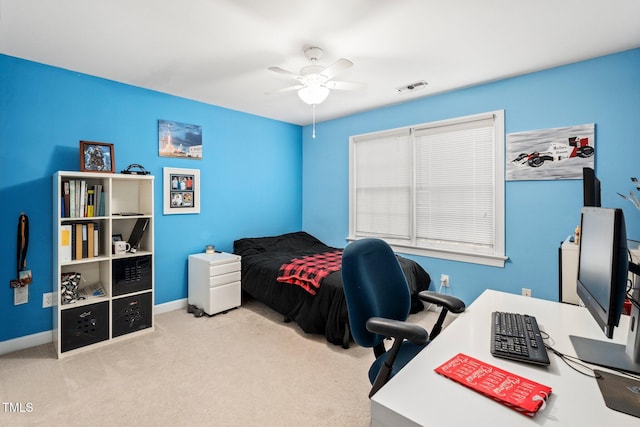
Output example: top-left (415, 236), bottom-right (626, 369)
top-left (42, 292), bottom-right (54, 308)
top-left (522, 288), bottom-right (532, 298)
top-left (440, 274), bottom-right (449, 287)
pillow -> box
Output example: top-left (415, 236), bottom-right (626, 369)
top-left (234, 231), bottom-right (335, 256)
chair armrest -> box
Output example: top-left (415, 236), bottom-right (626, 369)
top-left (366, 317), bottom-right (429, 345)
top-left (418, 291), bottom-right (466, 313)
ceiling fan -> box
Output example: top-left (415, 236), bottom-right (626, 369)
top-left (268, 46), bottom-right (365, 137)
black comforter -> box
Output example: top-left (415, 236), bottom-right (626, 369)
top-left (233, 231), bottom-right (431, 346)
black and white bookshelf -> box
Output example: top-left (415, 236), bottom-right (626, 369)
top-left (53, 171), bottom-right (154, 357)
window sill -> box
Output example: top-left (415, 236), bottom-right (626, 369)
top-left (346, 237), bottom-right (508, 267)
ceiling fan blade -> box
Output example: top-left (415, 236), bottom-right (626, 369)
top-left (325, 80), bottom-right (367, 91)
top-left (320, 58), bottom-right (353, 80)
top-left (268, 66), bottom-right (302, 81)
top-left (266, 84), bottom-right (304, 95)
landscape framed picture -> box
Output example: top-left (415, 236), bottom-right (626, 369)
top-left (506, 123), bottom-right (595, 181)
top-left (163, 167), bottom-right (200, 214)
top-left (158, 120), bottom-right (203, 159)
top-left (80, 141), bottom-right (115, 173)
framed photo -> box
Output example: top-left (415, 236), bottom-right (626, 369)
top-left (158, 120), bottom-right (202, 159)
top-left (80, 141), bottom-right (115, 173)
top-left (163, 167), bottom-right (200, 214)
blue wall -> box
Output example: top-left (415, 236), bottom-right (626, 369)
top-left (2, 49), bottom-right (639, 344)
top-left (0, 55), bottom-right (302, 342)
top-left (302, 49), bottom-right (640, 305)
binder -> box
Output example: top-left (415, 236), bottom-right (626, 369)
top-left (87, 222), bottom-right (95, 258)
top-left (93, 222), bottom-right (99, 256)
top-left (60, 224), bottom-right (72, 262)
top-left (71, 223), bottom-right (76, 260)
top-left (75, 223), bottom-right (83, 260)
top-left (81, 223), bottom-right (88, 258)
top-left (434, 353), bottom-right (552, 417)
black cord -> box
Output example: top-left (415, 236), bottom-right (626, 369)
top-left (544, 343), bottom-right (601, 378)
top-left (626, 249), bottom-right (640, 308)
top-left (543, 335), bottom-right (640, 381)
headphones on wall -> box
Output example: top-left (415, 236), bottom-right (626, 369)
top-left (121, 164), bottom-right (150, 175)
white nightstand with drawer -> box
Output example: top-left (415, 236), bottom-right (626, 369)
top-left (188, 252), bottom-right (241, 315)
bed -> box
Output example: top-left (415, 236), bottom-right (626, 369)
top-left (233, 231), bottom-right (431, 347)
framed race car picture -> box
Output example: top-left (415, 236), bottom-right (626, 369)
top-left (506, 123), bottom-right (595, 181)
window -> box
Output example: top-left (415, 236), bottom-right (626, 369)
top-left (348, 111), bottom-right (506, 267)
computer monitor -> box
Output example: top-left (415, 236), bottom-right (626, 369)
top-left (582, 167), bottom-right (601, 207)
top-left (570, 207), bottom-right (640, 374)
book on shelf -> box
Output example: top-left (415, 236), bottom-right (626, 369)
top-left (434, 353), bottom-right (552, 417)
top-left (128, 217), bottom-right (149, 250)
top-left (76, 282), bottom-right (106, 299)
top-left (86, 188), bottom-right (95, 217)
top-left (79, 180), bottom-right (86, 218)
top-left (87, 222), bottom-right (94, 258)
top-left (94, 184), bottom-right (103, 216)
top-left (82, 223), bottom-right (89, 258)
top-left (93, 222), bottom-right (99, 256)
top-left (73, 223), bottom-right (82, 260)
top-left (62, 180), bottom-right (70, 218)
top-left (60, 224), bottom-right (72, 262)
top-left (69, 180), bottom-right (76, 218)
top-left (61, 180), bottom-right (110, 218)
top-left (67, 180), bottom-right (82, 218)
top-left (99, 190), bottom-right (106, 216)
top-left (66, 221), bottom-right (99, 260)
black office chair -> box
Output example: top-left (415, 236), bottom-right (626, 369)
top-left (342, 238), bottom-right (466, 398)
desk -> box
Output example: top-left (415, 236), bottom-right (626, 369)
top-left (371, 289), bottom-right (636, 426)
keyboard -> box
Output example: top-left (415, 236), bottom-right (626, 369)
top-left (491, 311), bottom-right (550, 366)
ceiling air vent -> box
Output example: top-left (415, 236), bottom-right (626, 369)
top-left (397, 80), bottom-right (428, 93)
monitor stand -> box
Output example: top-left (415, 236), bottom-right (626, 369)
top-left (594, 369), bottom-right (640, 418)
top-left (569, 335), bottom-right (640, 375)
top-left (570, 295), bottom-right (640, 375)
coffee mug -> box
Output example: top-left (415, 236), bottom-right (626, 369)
top-left (113, 241), bottom-right (131, 254)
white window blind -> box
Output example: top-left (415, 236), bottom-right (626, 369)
top-left (349, 111), bottom-right (506, 267)
top-left (354, 129), bottom-right (411, 240)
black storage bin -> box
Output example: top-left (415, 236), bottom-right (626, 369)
top-left (61, 301), bottom-right (109, 352)
top-left (112, 255), bottom-right (152, 296)
top-left (112, 292), bottom-right (153, 337)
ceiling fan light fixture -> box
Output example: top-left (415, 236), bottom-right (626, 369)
top-left (298, 84), bottom-right (330, 105)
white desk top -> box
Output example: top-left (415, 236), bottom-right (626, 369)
top-left (371, 289), bottom-right (637, 426)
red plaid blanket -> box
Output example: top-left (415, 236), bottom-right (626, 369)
top-left (276, 250), bottom-right (343, 295)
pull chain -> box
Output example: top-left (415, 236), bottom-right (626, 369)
top-left (312, 104), bottom-right (317, 139)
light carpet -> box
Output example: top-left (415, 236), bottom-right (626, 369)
top-left (0, 297), bottom-right (454, 426)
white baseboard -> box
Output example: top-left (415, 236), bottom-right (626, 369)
top-left (0, 299), bottom-right (189, 356)
top-left (155, 298), bottom-right (188, 314)
top-left (0, 330), bottom-right (53, 357)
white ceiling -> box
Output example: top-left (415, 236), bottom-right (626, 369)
top-left (1, 0), bottom-right (639, 126)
